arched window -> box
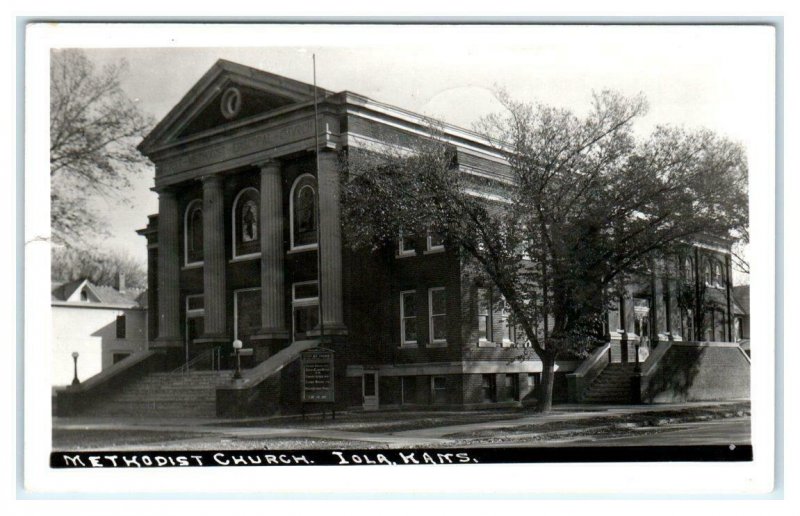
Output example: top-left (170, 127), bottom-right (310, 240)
top-left (713, 261), bottom-right (723, 287)
top-left (290, 174), bottom-right (317, 250)
top-left (703, 260), bottom-right (712, 285)
top-left (683, 256), bottom-right (694, 281)
top-left (232, 187), bottom-right (259, 258)
top-left (184, 199), bottom-right (203, 265)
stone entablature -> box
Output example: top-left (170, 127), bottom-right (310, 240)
top-left (151, 113), bottom-right (340, 188)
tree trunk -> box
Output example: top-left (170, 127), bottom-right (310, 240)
top-left (537, 352), bottom-right (556, 412)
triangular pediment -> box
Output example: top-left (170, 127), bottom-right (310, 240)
top-left (139, 59), bottom-right (329, 156)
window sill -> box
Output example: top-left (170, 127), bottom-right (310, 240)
top-left (399, 343), bottom-right (418, 349)
top-left (287, 245), bottom-right (318, 255)
top-left (477, 339), bottom-right (496, 348)
top-left (230, 253), bottom-right (261, 263)
top-left (423, 247), bottom-right (445, 255)
top-left (396, 251), bottom-right (416, 259)
top-left (427, 341), bottom-right (447, 348)
top-left (182, 262), bottom-right (203, 270)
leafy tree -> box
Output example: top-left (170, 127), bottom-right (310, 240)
top-left (50, 49), bottom-right (153, 247)
top-left (340, 90), bottom-right (748, 412)
top-left (51, 246), bottom-right (147, 290)
top-left (731, 229), bottom-right (750, 277)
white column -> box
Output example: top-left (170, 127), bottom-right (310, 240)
top-left (312, 150), bottom-right (347, 335)
top-left (199, 174), bottom-right (228, 341)
top-left (254, 159), bottom-right (288, 339)
top-left (154, 189), bottom-right (181, 347)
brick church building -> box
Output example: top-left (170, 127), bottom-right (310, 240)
top-left (57, 59), bottom-right (749, 417)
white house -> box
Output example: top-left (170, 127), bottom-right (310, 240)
top-left (51, 277), bottom-right (148, 387)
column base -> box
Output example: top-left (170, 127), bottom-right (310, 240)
top-left (194, 334), bottom-right (231, 345)
top-left (251, 329), bottom-right (290, 341)
top-left (149, 341), bottom-right (183, 370)
top-left (250, 331), bottom-right (290, 363)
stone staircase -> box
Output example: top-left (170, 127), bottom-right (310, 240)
top-left (79, 371), bottom-right (231, 418)
top-left (581, 363), bottom-right (638, 404)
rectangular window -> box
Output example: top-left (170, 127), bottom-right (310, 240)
top-left (293, 306), bottom-right (319, 339)
top-left (432, 376), bottom-right (447, 404)
top-left (186, 294), bottom-right (204, 313)
top-left (185, 293), bottom-right (205, 352)
top-left (527, 373), bottom-right (540, 388)
top-left (398, 230), bottom-right (415, 257)
top-left (400, 290), bottom-right (417, 346)
top-left (115, 314), bottom-right (126, 339)
top-left (401, 376), bottom-right (417, 405)
top-left (501, 319), bottom-right (515, 346)
top-left (428, 287), bottom-right (447, 345)
top-left (503, 374), bottom-right (519, 401)
top-left (496, 296), bottom-right (515, 346)
top-left (481, 374), bottom-right (496, 403)
top-left (715, 310), bottom-right (726, 342)
top-left (426, 230), bottom-right (445, 252)
top-left (477, 288), bottom-right (491, 343)
top-left (112, 352), bottom-right (130, 364)
top-left (292, 281), bottom-right (319, 341)
top-left (363, 373), bottom-right (376, 397)
top-left (294, 282), bottom-right (319, 300)
top-left (703, 309), bottom-right (716, 342)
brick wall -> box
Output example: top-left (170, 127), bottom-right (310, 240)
top-left (379, 375), bottom-right (400, 405)
top-left (641, 343), bottom-right (750, 402)
top-left (343, 241), bottom-right (467, 368)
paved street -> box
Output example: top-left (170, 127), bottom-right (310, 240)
top-left (564, 417), bottom-right (751, 446)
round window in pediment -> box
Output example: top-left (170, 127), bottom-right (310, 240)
top-left (220, 86), bottom-right (242, 120)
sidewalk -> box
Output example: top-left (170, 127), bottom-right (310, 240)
top-left (52, 400), bottom-right (750, 450)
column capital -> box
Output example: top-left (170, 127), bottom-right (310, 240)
top-left (155, 187), bottom-right (178, 199)
top-left (254, 158), bottom-right (281, 170)
top-left (201, 174), bottom-right (224, 187)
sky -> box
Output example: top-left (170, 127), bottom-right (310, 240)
top-left (73, 25), bottom-right (774, 281)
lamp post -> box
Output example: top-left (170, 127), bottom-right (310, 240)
top-left (232, 339), bottom-right (243, 380)
top-left (71, 352), bottom-right (80, 386)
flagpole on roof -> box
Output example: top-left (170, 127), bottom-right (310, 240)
top-left (313, 53), bottom-right (325, 342)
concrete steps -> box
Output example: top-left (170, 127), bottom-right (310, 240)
top-left (80, 371), bottom-right (232, 418)
top-left (582, 363), bottom-right (637, 404)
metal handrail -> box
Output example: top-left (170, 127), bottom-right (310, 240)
top-left (171, 347), bottom-right (223, 374)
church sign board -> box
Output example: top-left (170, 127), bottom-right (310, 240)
top-left (301, 348), bottom-right (335, 403)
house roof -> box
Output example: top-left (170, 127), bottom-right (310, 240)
top-left (732, 285), bottom-right (750, 315)
top-left (50, 279), bottom-right (84, 302)
top-left (51, 278), bottom-right (146, 309)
